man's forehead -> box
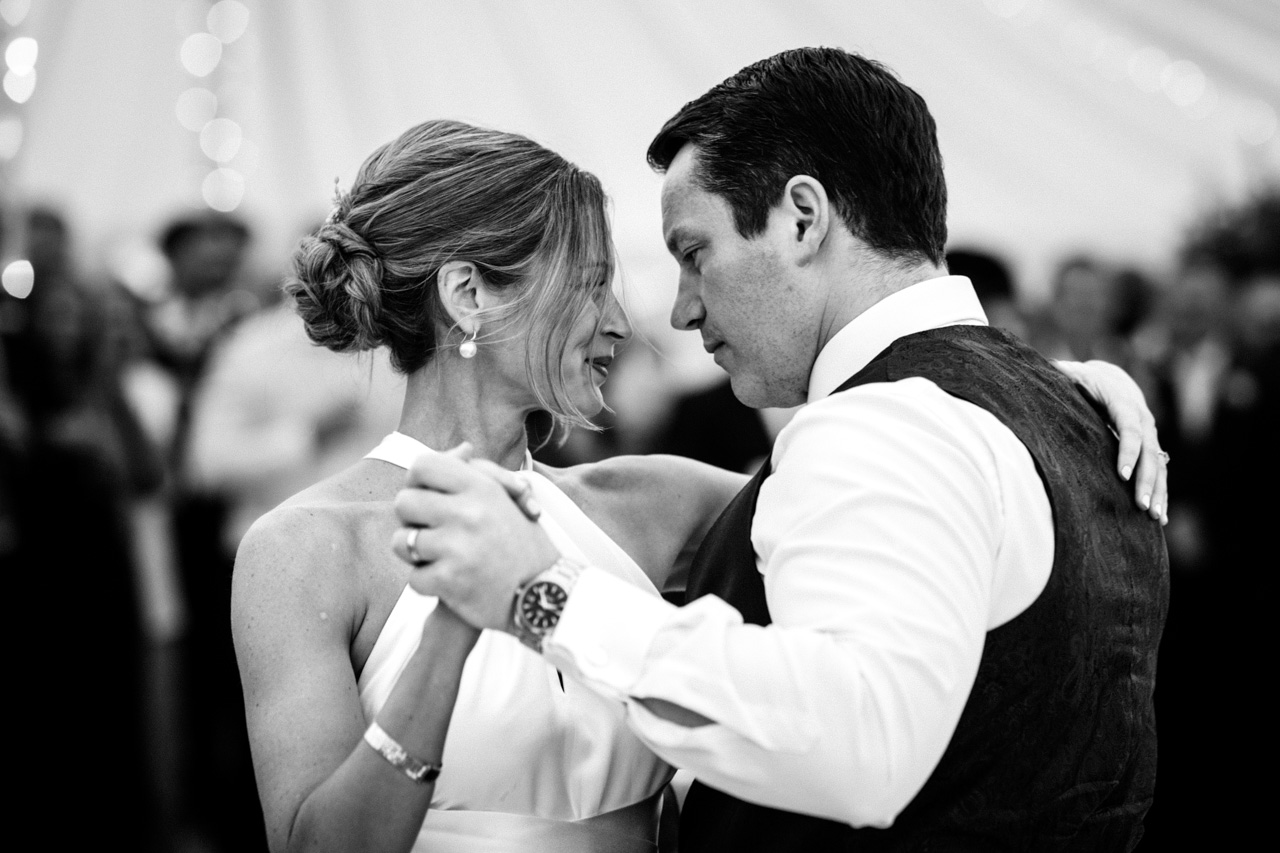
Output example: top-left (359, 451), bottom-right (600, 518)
top-left (660, 146), bottom-right (710, 247)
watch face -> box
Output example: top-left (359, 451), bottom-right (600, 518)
top-left (520, 581), bottom-right (567, 631)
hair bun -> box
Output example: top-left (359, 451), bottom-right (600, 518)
top-left (286, 219), bottom-right (387, 353)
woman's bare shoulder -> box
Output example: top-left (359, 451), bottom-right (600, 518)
top-left (569, 453), bottom-right (747, 509)
top-left (232, 476), bottom-right (389, 640)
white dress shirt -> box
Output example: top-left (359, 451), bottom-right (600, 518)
top-left (544, 276), bottom-right (1055, 828)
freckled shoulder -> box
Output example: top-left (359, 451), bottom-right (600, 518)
top-left (232, 500), bottom-right (371, 639)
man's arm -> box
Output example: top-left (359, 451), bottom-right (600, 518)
top-left (541, 381), bottom-right (1024, 826)
top-left (394, 381), bottom-right (1034, 827)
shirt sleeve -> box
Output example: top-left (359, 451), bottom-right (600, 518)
top-left (545, 378), bottom-right (1019, 828)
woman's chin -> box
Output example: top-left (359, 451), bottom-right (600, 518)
top-left (571, 385), bottom-right (606, 419)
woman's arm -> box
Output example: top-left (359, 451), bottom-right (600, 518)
top-left (1054, 359), bottom-right (1169, 524)
top-left (231, 507), bottom-right (479, 853)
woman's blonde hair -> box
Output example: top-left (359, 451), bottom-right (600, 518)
top-left (287, 119), bottom-right (616, 432)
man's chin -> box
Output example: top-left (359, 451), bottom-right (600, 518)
top-left (727, 372), bottom-right (805, 410)
top-left (725, 373), bottom-right (771, 410)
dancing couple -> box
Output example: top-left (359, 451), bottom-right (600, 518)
top-left (233, 47), bottom-right (1168, 852)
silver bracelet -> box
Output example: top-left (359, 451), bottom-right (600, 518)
top-left (363, 721), bottom-right (442, 784)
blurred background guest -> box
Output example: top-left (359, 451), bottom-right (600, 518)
top-left (943, 247), bottom-right (1029, 339)
top-left (1, 204), bottom-right (163, 846)
top-left (157, 211), bottom-right (266, 852)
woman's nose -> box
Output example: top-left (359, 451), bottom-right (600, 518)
top-left (602, 291), bottom-right (632, 342)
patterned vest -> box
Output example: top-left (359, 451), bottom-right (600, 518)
top-left (679, 326), bottom-right (1169, 853)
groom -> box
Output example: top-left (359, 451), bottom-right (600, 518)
top-left (397, 47), bottom-right (1169, 850)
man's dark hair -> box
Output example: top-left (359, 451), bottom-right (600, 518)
top-left (647, 46), bottom-right (947, 266)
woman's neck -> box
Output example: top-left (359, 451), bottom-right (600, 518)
top-left (396, 359), bottom-right (533, 472)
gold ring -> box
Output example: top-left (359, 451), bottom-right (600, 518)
top-left (406, 526), bottom-right (425, 565)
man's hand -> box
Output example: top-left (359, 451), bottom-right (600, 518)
top-left (391, 447), bottom-right (561, 631)
top-left (1056, 359), bottom-right (1169, 524)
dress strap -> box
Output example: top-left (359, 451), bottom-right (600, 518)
top-left (365, 432), bottom-right (532, 471)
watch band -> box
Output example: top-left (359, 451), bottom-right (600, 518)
top-left (511, 557), bottom-right (583, 653)
top-left (363, 721), bottom-right (442, 784)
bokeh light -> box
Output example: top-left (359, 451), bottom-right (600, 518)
top-left (199, 116), bottom-right (242, 162)
top-left (3, 67), bottom-right (35, 103)
top-left (0, 113), bottom-right (21, 160)
top-left (4, 36), bottom-right (37, 74)
top-left (180, 32), bottom-right (223, 77)
top-left (1236, 98), bottom-right (1278, 147)
top-left (208, 1), bottom-right (251, 45)
top-left (2, 259), bottom-right (34, 299)
top-left (1182, 78), bottom-right (1219, 122)
top-left (202, 166), bottom-right (245, 211)
top-left (176, 86), bottom-right (218, 131)
top-left (1161, 60), bottom-right (1206, 110)
top-left (0, 0), bottom-right (30, 28)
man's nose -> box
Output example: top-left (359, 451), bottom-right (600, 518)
top-left (669, 275), bottom-right (704, 331)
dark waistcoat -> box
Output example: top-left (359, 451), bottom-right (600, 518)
top-left (678, 326), bottom-right (1169, 853)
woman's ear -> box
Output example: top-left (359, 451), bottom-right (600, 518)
top-left (782, 174), bottom-right (830, 265)
top-left (436, 261), bottom-right (483, 332)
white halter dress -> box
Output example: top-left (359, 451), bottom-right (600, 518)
top-left (359, 433), bottom-right (672, 852)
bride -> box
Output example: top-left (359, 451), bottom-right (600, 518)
top-left (231, 118), bottom-right (1167, 853)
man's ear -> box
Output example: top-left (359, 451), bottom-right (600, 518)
top-left (436, 261), bottom-right (488, 332)
top-left (782, 174), bottom-right (830, 264)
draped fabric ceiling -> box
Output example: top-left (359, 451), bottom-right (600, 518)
top-left (5, 0), bottom-right (1279, 364)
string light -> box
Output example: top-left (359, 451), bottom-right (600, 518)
top-left (1, 260), bottom-right (34, 299)
top-left (180, 32), bottom-right (222, 77)
top-left (4, 34), bottom-right (35, 72)
top-left (175, 86), bottom-right (218, 131)
top-left (0, 0), bottom-right (30, 28)
top-left (2, 65), bottom-right (33, 103)
top-left (177, 1), bottom-right (253, 212)
top-left (207, 1), bottom-right (250, 44)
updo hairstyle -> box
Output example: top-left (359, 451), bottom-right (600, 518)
top-left (287, 119), bottom-right (616, 429)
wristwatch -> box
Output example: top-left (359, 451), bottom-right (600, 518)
top-left (511, 557), bottom-right (583, 653)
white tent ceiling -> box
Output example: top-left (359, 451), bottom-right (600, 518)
top-left (3, 0), bottom-right (1279, 339)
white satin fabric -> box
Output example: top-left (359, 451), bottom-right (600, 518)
top-left (358, 432), bottom-right (670, 852)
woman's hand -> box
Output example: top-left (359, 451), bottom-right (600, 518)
top-left (1055, 359), bottom-right (1168, 524)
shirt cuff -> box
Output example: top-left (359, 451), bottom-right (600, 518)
top-left (542, 566), bottom-right (674, 701)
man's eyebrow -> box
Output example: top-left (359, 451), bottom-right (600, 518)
top-left (664, 227), bottom-right (690, 255)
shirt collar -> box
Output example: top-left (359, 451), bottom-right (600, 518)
top-left (807, 275), bottom-right (988, 402)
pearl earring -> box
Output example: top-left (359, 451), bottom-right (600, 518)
top-left (459, 327), bottom-right (478, 359)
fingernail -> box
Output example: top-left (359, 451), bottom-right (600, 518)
top-left (520, 497), bottom-right (542, 520)
top-left (1121, 465), bottom-right (1132, 481)
top-left (1152, 502), bottom-right (1162, 518)
top-left (1140, 493), bottom-right (1150, 510)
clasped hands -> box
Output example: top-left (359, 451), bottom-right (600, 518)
top-left (391, 444), bottom-right (562, 633)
